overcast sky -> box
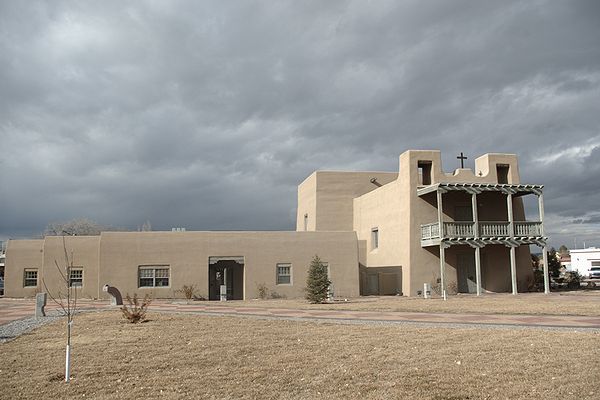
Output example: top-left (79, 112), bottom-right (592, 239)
top-left (1, 1), bottom-right (599, 248)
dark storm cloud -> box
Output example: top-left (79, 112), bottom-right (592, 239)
top-left (1, 0), bottom-right (599, 246)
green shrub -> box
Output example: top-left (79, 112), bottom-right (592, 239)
top-left (305, 255), bottom-right (331, 304)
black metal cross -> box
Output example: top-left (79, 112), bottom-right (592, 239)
top-left (457, 152), bottom-right (467, 168)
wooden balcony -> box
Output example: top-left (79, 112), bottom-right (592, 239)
top-left (421, 221), bottom-right (544, 246)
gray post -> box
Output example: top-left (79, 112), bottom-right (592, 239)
top-left (439, 244), bottom-right (447, 298)
top-left (509, 246), bottom-right (518, 295)
top-left (538, 193), bottom-right (550, 294)
top-left (472, 193), bottom-right (482, 296)
top-left (437, 189), bottom-right (446, 297)
top-left (35, 292), bottom-right (47, 318)
top-left (506, 193), bottom-right (518, 295)
top-left (542, 246), bottom-right (550, 294)
top-left (475, 247), bottom-right (482, 296)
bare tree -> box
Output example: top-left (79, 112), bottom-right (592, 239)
top-left (42, 235), bottom-right (78, 383)
top-left (140, 220), bottom-right (152, 231)
top-left (44, 218), bottom-right (105, 236)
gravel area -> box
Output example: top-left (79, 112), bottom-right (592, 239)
top-left (0, 311), bottom-right (62, 343)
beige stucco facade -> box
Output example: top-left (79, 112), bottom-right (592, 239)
top-left (5, 149), bottom-right (548, 299)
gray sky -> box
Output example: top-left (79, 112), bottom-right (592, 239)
top-left (1, 1), bottom-right (599, 248)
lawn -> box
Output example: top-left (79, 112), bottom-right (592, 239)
top-left (210, 292), bottom-right (600, 317)
top-left (1, 311), bottom-right (599, 399)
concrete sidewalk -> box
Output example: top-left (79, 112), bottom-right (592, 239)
top-left (148, 301), bottom-right (600, 330)
top-left (1, 298), bottom-right (599, 330)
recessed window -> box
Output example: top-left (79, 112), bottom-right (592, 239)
top-left (418, 161), bottom-right (432, 185)
top-left (497, 164), bottom-right (509, 184)
top-left (69, 268), bottom-right (83, 288)
top-left (371, 228), bottom-right (379, 250)
top-left (138, 266), bottom-right (170, 287)
top-left (276, 263), bottom-right (292, 285)
top-left (24, 269), bottom-right (38, 287)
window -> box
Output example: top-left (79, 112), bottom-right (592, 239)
top-left (69, 268), bottom-right (83, 287)
top-left (497, 164), bottom-right (510, 184)
top-left (276, 263), bottom-right (292, 285)
top-left (24, 269), bottom-right (38, 287)
top-left (418, 161), bottom-right (432, 185)
top-left (371, 228), bottom-right (379, 250)
top-left (591, 261), bottom-right (600, 267)
top-left (138, 266), bottom-right (170, 287)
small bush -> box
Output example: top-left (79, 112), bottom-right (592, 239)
top-left (270, 291), bottom-right (286, 299)
top-left (256, 283), bottom-right (269, 300)
top-left (121, 293), bottom-right (152, 323)
top-left (430, 276), bottom-right (441, 296)
top-left (177, 285), bottom-right (196, 301)
top-left (446, 280), bottom-right (458, 295)
top-left (563, 271), bottom-right (581, 290)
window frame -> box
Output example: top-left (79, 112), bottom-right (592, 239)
top-left (23, 269), bottom-right (38, 287)
top-left (138, 265), bottom-right (171, 288)
top-left (69, 268), bottom-right (84, 288)
top-left (371, 227), bottom-right (379, 250)
top-left (276, 263), bottom-right (292, 285)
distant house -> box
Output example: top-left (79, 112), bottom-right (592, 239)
top-left (4, 150), bottom-right (550, 299)
top-left (569, 248), bottom-right (600, 276)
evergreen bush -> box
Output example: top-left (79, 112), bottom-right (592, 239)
top-left (305, 255), bottom-right (331, 303)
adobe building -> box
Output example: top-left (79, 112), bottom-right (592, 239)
top-left (4, 150), bottom-right (550, 300)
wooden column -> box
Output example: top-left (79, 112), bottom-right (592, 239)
top-left (440, 244), bottom-right (446, 297)
top-left (506, 193), bottom-right (514, 237)
top-left (537, 192), bottom-right (550, 294)
top-left (542, 245), bottom-right (550, 294)
top-left (475, 247), bottom-right (482, 296)
top-left (507, 193), bottom-right (517, 295)
top-left (509, 245), bottom-right (517, 295)
top-left (437, 189), bottom-right (446, 295)
top-left (472, 193), bottom-right (482, 296)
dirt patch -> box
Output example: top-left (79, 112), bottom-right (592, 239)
top-left (1, 311), bottom-right (599, 399)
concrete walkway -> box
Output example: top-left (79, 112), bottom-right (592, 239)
top-left (148, 301), bottom-right (600, 330)
top-left (2, 298), bottom-right (599, 330)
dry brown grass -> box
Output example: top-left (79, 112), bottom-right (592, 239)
top-left (1, 311), bottom-right (599, 399)
top-left (215, 292), bottom-right (600, 317)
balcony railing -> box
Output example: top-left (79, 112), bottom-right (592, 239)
top-left (421, 223), bottom-right (440, 240)
top-left (421, 221), bottom-right (543, 241)
top-left (479, 222), bottom-right (510, 237)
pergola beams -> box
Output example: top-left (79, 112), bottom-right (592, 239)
top-left (417, 182), bottom-right (544, 197)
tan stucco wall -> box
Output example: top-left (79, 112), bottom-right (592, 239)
top-left (96, 231), bottom-right (360, 300)
top-left (42, 236), bottom-right (101, 299)
top-left (4, 239), bottom-right (44, 297)
top-left (297, 171), bottom-right (398, 232)
top-left (296, 172), bottom-right (317, 231)
top-left (6, 231), bottom-right (359, 300)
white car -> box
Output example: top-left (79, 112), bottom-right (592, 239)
top-left (588, 267), bottom-right (600, 279)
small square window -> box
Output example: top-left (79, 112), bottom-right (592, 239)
top-left (276, 263), bottom-right (292, 285)
top-left (69, 268), bottom-right (83, 287)
top-left (371, 228), bottom-right (379, 250)
top-left (24, 269), bottom-right (38, 287)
